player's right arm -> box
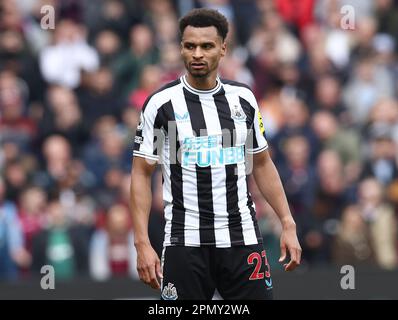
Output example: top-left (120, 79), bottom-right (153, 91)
top-left (130, 95), bottom-right (164, 290)
top-left (130, 156), bottom-right (162, 289)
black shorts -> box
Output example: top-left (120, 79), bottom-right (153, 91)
top-left (160, 244), bottom-right (273, 300)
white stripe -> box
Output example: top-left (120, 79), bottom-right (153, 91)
top-left (199, 95), bottom-right (231, 247)
top-left (162, 165), bottom-right (172, 204)
top-left (171, 90), bottom-right (201, 245)
top-left (161, 137), bottom-right (173, 204)
top-left (160, 246), bottom-right (166, 291)
top-left (246, 144), bottom-right (268, 154)
top-left (133, 150), bottom-right (159, 161)
top-left (237, 162), bottom-right (258, 245)
top-left (163, 204), bottom-right (172, 246)
top-left (182, 170), bottom-right (200, 245)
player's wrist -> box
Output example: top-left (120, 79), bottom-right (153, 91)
top-left (134, 238), bottom-right (151, 248)
top-left (281, 216), bottom-right (296, 230)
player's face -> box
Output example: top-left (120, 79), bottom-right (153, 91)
top-left (181, 26), bottom-right (226, 78)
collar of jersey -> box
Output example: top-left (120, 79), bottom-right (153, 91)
top-left (181, 74), bottom-right (222, 95)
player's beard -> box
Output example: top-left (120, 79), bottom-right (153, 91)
top-left (190, 71), bottom-right (208, 78)
top-left (185, 61), bottom-right (211, 78)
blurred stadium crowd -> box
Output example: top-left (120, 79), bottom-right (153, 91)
top-left (1, 0), bottom-right (398, 282)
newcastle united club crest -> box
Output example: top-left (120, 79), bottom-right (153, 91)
top-left (161, 282), bottom-right (178, 300)
top-left (231, 104), bottom-right (246, 122)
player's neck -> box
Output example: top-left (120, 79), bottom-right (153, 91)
top-left (185, 73), bottom-right (218, 91)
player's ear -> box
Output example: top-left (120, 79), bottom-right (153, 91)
top-left (220, 40), bottom-right (226, 57)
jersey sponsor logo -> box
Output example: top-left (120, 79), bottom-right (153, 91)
top-left (182, 146), bottom-right (245, 167)
top-left (137, 112), bottom-right (145, 130)
top-left (231, 104), bottom-right (246, 122)
top-left (161, 282), bottom-right (178, 300)
top-left (181, 135), bottom-right (220, 151)
top-left (257, 111), bottom-right (265, 135)
top-left (181, 135), bottom-right (245, 167)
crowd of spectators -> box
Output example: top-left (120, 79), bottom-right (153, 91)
top-left (1, 0), bottom-right (398, 281)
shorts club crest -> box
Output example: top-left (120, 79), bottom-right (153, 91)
top-left (161, 282), bottom-right (178, 300)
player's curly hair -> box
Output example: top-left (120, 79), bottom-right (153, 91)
top-left (179, 8), bottom-right (229, 41)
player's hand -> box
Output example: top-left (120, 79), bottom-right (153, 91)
top-left (279, 219), bottom-right (302, 272)
top-left (135, 242), bottom-right (163, 290)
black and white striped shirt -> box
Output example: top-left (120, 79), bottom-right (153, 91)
top-left (133, 75), bottom-right (268, 248)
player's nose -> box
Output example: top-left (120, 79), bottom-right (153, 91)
top-left (192, 47), bottom-right (204, 59)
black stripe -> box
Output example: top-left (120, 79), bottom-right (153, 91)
top-left (239, 96), bottom-right (258, 151)
top-left (213, 88), bottom-right (244, 245)
top-left (162, 100), bottom-right (185, 245)
top-left (153, 107), bottom-right (165, 156)
top-left (141, 79), bottom-right (181, 112)
top-left (246, 176), bottom-right (262, 242)
top-left (239, 97), bottom-right (255, 129)
top-left (220, 78), bottom-right (251, 90)
top-left (133, 111), bottom-right (145, 153)
top-left (133, 129), bottom-right (143, 152)
top-left (183, 88), bottom-right (207, 137)
top-left (183, 88), bottom-right (215, 245)
top-left (133, 79), bottom-right (181, 153)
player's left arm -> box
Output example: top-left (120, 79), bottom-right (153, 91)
top-left (251, 149), bottom-right (302, 271)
